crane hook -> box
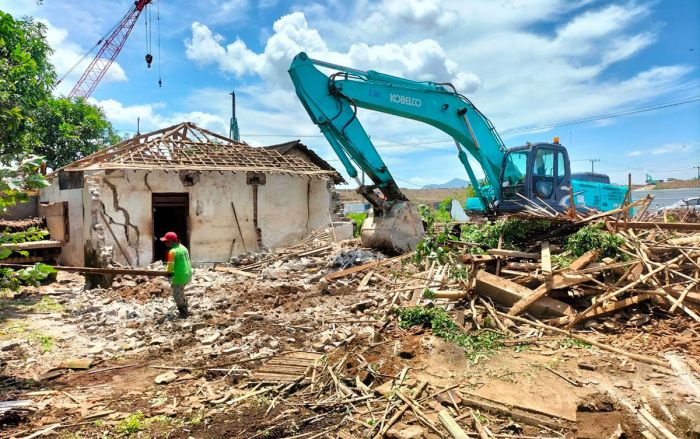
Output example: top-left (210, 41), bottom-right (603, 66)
top-left (145, 53), bottom-right (153, 68)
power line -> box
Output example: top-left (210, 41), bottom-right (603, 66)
top-left (571, 158), bottom-right (600, 173)
top-left (241, 95), bottom-right (700, 150)
top-left (501, 96), bottom-right (700, 135)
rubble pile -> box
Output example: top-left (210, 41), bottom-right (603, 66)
top-left (1, 202), bottom-right (699, 438)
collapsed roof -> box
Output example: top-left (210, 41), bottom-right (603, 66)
top-left (61, 122), bottom-right (341, 180)
top-left (263, 140), bottom-right (346, 184)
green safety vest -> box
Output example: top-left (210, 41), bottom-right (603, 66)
top-left (166, 243), bottom-right (192, 285)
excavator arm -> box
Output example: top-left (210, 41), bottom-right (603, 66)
top-left (288, 52), bottom-right (508, 212)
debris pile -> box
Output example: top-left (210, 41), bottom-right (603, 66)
top-left (1, 202), bottom-right (699, 438)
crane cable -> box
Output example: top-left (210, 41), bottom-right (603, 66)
top-left (157, 0), bottom-right (162, 87)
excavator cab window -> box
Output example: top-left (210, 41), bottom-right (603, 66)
top-left (501, 149), bottom-right (528, 199)
top-left (532, 147), bottom-right (555, 198)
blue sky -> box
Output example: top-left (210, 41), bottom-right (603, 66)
top-left (4, 0), bottom-right (699, 186)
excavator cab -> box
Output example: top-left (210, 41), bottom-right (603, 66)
top-left (497, 142), bottom-right (572, 212)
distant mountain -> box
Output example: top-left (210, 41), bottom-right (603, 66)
top-left (423, 178), bottom-right (469, 189)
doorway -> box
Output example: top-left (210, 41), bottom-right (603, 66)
top-left (152, 193), bottom-right (189, 263)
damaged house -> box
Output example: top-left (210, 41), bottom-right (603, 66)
top-left (39, 122), bottom-right (343, 267)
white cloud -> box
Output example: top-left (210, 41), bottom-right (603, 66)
top-left (91, 98), bottom-right (227, 135)
top-left (651, 142), bottom-right (693, 155)
top-left (40, 19), bottom-right (127, 97)
top-left (184, 12), bottom-right (477, 89)
top-left (626, 150), bottom-right (642, 156)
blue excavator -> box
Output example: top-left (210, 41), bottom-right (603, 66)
top-left (288, 52), bottom-right (627, 253)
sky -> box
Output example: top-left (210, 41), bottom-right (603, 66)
top-left (3, 0), bottom-right (700, 187)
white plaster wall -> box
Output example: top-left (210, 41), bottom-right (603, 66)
top-left (93, 170), bottom-right (332, 266)
top-left (38, 178), bottom-right (85, 266)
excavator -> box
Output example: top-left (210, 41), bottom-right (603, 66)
top-left (288, 52), bottom-right (627, 253)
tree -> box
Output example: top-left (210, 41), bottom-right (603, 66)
top-left (0, 11), bottom-right (55, 161)
top-left (35, 97), bottom-right (121, 169)
top-left (0, 11), bottom-right (119, 167)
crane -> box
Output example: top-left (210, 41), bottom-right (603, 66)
top-left (288, 52), bottom-right (627, 253)
top-left (58, 0), bottom-right (156, 99)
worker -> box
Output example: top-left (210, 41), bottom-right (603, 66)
top-left (161, 231), bottom-right (192, 318)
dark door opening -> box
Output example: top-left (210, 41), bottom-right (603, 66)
top-left (152, 193), bottom-right (189, 263)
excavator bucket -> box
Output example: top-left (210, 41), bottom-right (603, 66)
top-left (360, 201), bottom-right (425, 254)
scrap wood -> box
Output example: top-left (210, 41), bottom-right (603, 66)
top-left (375, 380), bottom-right (428, 438)
top-left (541, 240), bottom-right (552, 277)
top-left (609, 221), bottom-right (700, 232)
top-left (20, 423), bottom-right (61, 439)
top-left (471, 411), bottom-right (492, 439)
top-left (394, 390), bottom-right (445, 437)
top-left (578, 198), bottom-right (646, 224)
top-left (357, 270), bottom-right (374, 291)
top-left (474, 270), bottom-right (574, 318)
top-left (214, 266), bottom-right (258, 278)
top-left (565, 254), bottom-right (686, 329)
top-left (545, 293), bottom-right (654, 326)
top-left (324, 254), bottom-right (409, 281)
top-left (638, 408), bottom-right (679, 439)
top-left (496, 311), bottom-right (671, 368)
top-left (487, 249), bottom-right (540, 260)
top-left (438, 409), bottom-right (469, 439)
top-left (457, 393), bottom-right (571, 431)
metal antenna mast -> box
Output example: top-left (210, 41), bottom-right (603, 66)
top-left (229, 91), bottom-right (240, 142)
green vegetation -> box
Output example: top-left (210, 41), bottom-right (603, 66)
top-left (565, 223), bottom-right (626, 259)
top-left (559, 337), bottom-right (591, 349)
top-left (397, 306), bottom-right (502, 362)
top-left (0, 262), bottom-right (57, 290)
top-left (0, 12), bottom-right (119, 167)
top-left (346, 212), bottom-right (367, 237)
top-left (0, 323), bottom-right (55, 352)
top-left (116, 412), bottom-right (145, 436)
top-left (460, 218), bottom-right (552, 251)
top-left (32, 332), bottom-right (54, 352)
top-left (34, 295), bottom-right (63, 312)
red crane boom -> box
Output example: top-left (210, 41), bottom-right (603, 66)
top-left (68, 0), bottom-right (153, 99)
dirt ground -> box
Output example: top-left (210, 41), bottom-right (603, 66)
top-left (1, 241), bottom-right (699, 438)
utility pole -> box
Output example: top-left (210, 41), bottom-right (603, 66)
top-left (571, 158), bottom-right (601, 173)
top-left (229, 91), bottom-right (240, 142)
top-left (588, 158), bottom-right (600, 173)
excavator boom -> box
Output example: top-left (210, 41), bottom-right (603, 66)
top-left (289, 53), bottom-right (517, 252)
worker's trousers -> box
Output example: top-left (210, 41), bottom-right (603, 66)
top-left (171, 284), bottom-right (188, 315)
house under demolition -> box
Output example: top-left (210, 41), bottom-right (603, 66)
top-left (39, 122), bottom-right (343, 267)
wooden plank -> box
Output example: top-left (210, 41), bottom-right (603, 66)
top-left (0, 263), bottom-right (166, 276)
top-left (608, 221), bottom-right (700, 232)
top-left (474, 270), bottom-right (573, 318)
top-left (214, 266), bottom-right (258, 278)
top-left (507, 274), bottom-right (592, 317)
top-left (508, 250), bottom-right (598, 316)
top-left (568, 250), bottom-right (598, 271)
top-left (0, 240), bottom-right (63, 250)
top-left (324, 254), bottom-right (407, 281)
top-left (487, 249), bottom-right (540, 260)
top-left (438, 410), bottom-right (469, 439)
top-left (541, 241), bottom-right (552, 276)
top-left (545, 294), bottom-right (653, 326)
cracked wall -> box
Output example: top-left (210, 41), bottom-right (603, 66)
top-left (41, 169), bottom-right (334, 266)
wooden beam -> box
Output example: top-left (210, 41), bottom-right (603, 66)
top-left (0, 240), bottom-right (63, 250)
top-left (487, 249), bottom-right (540, 260)
top-left (100, 211), bottom-right (133, 266)
top-left (0, 264), bottom-right (167, 277)
top-left (474, 270), bottom-right (573, 318)
top-left (608, 221), bottom-right (700, 232)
